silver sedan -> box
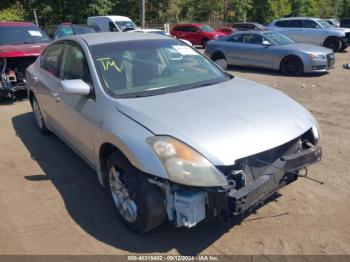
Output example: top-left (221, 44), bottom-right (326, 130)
top-left (205, 31), bottom-right (335, 76)
top-left (26, 33), bottom-right (321, 233)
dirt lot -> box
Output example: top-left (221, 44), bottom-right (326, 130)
top-left (0, 51), bottom-right (350, 256)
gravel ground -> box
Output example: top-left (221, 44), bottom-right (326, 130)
top-left (0, 50), bottom-right (349, 255)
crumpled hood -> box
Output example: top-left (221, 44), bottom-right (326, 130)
top-left (0, 43), bottom-right (47, 58)
top-left (117, 78), bottom-right (316, 165)
top-left (280, 43), bottom-right (333, 54)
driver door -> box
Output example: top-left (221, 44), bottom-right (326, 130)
top-left (53, 41), bottom-right (100, 165)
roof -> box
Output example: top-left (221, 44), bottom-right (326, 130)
top-left (88, 15), bottom-right (132, 21)
top-left (131, 29), bottom-right (164, 32)
top-left (173, 23), bottom-right (207, 27)
top-left (63, 32), bottom-right (170, 46)
top-left (278, 17), bottom-right (319, 20)
top-left (0, 22), bottom-right (35, 27)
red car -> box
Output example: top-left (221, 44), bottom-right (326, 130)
top-left (171, 23), bottom-right (225, 47)
top-left (0, 22), bottom-right (50, 99)
top-left (215, 27), bottom-right (236, 35)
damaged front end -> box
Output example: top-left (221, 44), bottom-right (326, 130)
top-left (0, 56), bottom-right (37, 99)
top-left (150, 128), bottom-right (321, 228)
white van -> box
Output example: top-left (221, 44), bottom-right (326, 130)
top-left (87, 15), bottom-right (138, 32)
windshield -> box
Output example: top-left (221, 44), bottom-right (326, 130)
top-left (200, 25), bottom-right (214, 32)
top-left (115, 21), bottom-right (137, 31)
top-left (317, 19), bottom-right (332, 29)
top-left (91, 39), bottom-right (229, 98)
top-left (0, 25), bottom-right (51, 45)
top-left (263, 31), bottom-right (295, 45)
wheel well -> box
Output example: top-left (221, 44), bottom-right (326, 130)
top-left (28, 91), bottom-right (34, 107)
top-left (323, 36), bottom-right (340, 45)
top-left (99, 143), bottom-right (124, 183)
top-left (280, 55), bottom-right (303, 71)
top-left (211, 51), bottom-right (225, 61)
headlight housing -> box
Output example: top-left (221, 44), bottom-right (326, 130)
top-left (146, 136), bottom-right (228, 187)
top-left (310, 53), bottom-right (326, 60)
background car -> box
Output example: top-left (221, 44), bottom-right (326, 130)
top-left (231, 22), bottom-right (265, 31)
top-left (268, 17), bottom-right (350, 52)
top-left (323, 18), bottom-right (340, 27)
top-left (0, 22), bottom-right (50, 99)
top-left (215, 27), bottom-right (237, 35)
top-left (171, 23), bottom-right (225, 47)
top-left (340, 17), bottom-right (350, 28)
top-left (205, 31), bottom-right (335, 76)
top-left (26, 32), bottom-right (321, 233)
top-left (53, 22), bottom-right (98, 39)
top-left (129, 28), bottom-right (192, 45)
top-left (87, 15), bottom-right (138, 32)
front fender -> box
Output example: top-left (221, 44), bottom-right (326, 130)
top-left (95, 110), bottom-right (169, 185)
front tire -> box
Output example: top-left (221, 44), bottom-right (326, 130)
top-left (324, 37), bottom-right (342, 52)
top-left (32, 97), bottom-right (50, 134)
top-left (106, 151), bottom-right (166, 233)
top-left (281, 56), bottom-right (303, 76)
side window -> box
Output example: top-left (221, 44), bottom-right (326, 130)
top-left (275, 20), bottom-right (289, 27)
top-left (189, 26), bottom-right (198, 32)
top-left (303, 20), bottom-right (321, 29)
top-left (40, 43), bottom-right (64, 77)
top-left (61, 43), bottom-right (92, 84)
top-left (174, 26), bottom-right (187, 32)
top-left (109, 22), bottom-right (118, 32)
top-left (226, 34), bottom-right (242, 43)
top-left (241, 34), bottom-right (263, 44)
top-left (288, 20), bottom-right (303, 28)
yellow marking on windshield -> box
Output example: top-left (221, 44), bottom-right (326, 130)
top-left (96, 57), bottom-right (122, 72)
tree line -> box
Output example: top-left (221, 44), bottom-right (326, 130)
top-left (1, 0), bottom-right (350, 28)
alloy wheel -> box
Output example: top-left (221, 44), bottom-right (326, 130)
top-left (109, 166), bottom-right (138, 223)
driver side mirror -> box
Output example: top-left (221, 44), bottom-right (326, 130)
top-left (61, 79), bottom-right (91, 96)
top-left (262, 40), bottom-right (272, 46)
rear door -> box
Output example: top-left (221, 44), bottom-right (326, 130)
top-left (172, 26), bottom-right (190, 41)
top-left (274, 20), bottom-right (303, 42)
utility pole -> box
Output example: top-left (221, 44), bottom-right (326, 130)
top-left (141, 0), bottom-right (146, 28)
top-left (334, 0), bottom-right (340, 18)
top-left (33, 9), bottom-right (38, 27)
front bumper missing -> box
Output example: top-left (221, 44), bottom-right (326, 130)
top-left (227, 146), bottom-right (322, 216)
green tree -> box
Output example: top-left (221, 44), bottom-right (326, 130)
top-left (0, 2), bottom-right (24, 22)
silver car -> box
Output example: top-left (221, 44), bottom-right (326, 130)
top-left (268, 17), bottom-right (350, 52)
top-left (26, 33), bottom-right (322, 233)
top-left (205, 31), bottom-right (335, 76)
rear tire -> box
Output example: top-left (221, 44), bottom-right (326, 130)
top-left (212, 52), bottom-right (228, 70)
top-left (281, 56), bottom-right (303, 76)
top-left (106, 151), bottom-right (166, 233)
top-left (324, 37), bottom-right (342, 52)
top-left (32, 97), bottom-right (50, 134)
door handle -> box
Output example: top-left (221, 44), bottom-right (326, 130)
top-left (51, 92), bottom-right (61, 103)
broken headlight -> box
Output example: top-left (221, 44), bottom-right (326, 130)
top-left (146, 136), bottom-right (228, 187)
